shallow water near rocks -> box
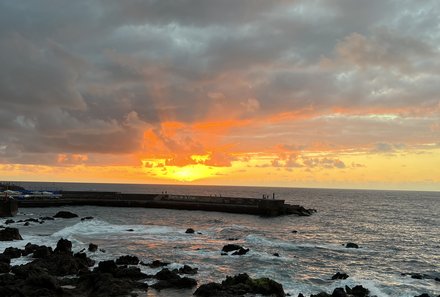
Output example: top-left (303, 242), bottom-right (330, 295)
top-left (1, 183), bottom-right (439, 296)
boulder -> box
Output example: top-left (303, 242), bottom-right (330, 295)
top-left (88, 243), bottom-right (98, 252)
top-left (332, 272), bottom-right (349, 280)
top-left (345, 242), bottom-right (359, 249)
top-left (0, 227), bottom-right (23, 241)
top-left (33, 246), bottom-right (53, 258)
top-left (221, 244), bottom-right (242, 253)
top-left (4, 219), bottom-right (14, 225)
top-left (185, 228), bottom-right (195, 234)
top-left (54, 238), bottom-right (72, 254)
top-left (75, 272), bottom-right (143, 297)
top-left (97, 260), bottom-right (118, 274)
top-left (194, 273), bottom-right (285, 297)
top-left (273, 253), bottom-right (280, 257)
top-left (53, 211), bottom-right (78, 219)
top-left (152, 268), bottom-right (197, 290)
top-left (178, 264), bottom-right (198, 275)
top-left (332, 287), bottom-right (348, 297)
top-left (115, 255), bottom-right (139, 265)
top-left (232, 247), bottom-right (249, 255)
top-left (114, 266), bottom-right (147, 279)
top-left (3, 247), bottom-right (21, 258)
top-left (24, 218), bottom-right (39, 223)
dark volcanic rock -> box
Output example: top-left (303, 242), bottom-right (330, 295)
top-left (414, 294), bottom-right (431, 297)
top-left (185, 228), bottom-right (195, 234)
top-left (4, 219), bottom-right (14, 225)
top-left (152, 268), bottom-right (197, 290)
top-left (0, 261), bottom-right (10, 273)
top-left (53, 211), bottom-right (78, 218)
top-left (81, 216), bottom-right (94, 221)
top-left (332, 272), bottom-right (349, 280)
top-left (332, 287), bottom-right (348, 297)
top-left (114, 266), bottom-right (147, 279)
top-left (88, 243), bottom-right (98, 252)
top-left (115, 255), bottom-right (139, 265)
top-left (232, 247), bottom-right (249, 256)
top-left (221, 244), bottom-right (242, 253)
top-left (33, 245), bottom-right (53, 258)
top-left (178, 264), bottom-right (198, 275)
top-left (75, 272), bottom-right (145, 297)
top-left (345, 242), bottom-right (359, 249)
top-left (24, 218), bottom-right (39, 223)
top-left (194, 273), bottom-right (285, 297)
top-left (97, 260), bottom-right (118, 274)
top-left (273, 253), bottom-right (280, 257)
top-left (3, 247), bottom-right (21, 258)
top-left (0, 227), bottom-right (23, 241)
top-left (0, 253), bottom-right (11, 264)
top-left (54, 238), bottom-right (72, 254)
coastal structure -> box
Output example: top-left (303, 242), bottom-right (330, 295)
top-left (17, 191), bottom-right (315, 217)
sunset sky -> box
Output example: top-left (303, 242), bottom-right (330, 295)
top-left (1, 1), bottom-right (439, 190)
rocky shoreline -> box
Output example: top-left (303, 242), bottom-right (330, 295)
top-left (1, 211), bottom-right (439, 297)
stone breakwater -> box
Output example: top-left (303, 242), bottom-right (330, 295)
top-left (17, 191), bottom-right (316, 217)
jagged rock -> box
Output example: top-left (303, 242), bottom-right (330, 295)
top-left (115, 255), bottom-right (139, 265)
top-left (88, 243), bottom-right (98, 252)
top-left (222, 244), bottom-right (242, 253)
top-left (232, 247), bottom-right (249, 256)
top-left (3, 247), bottom-right (21, 258)
top-left (345, 242), bottom-right (359, 249)
top-left (185, 228), bottom-right (195, 234)
top-left (178, 264), bottom-right (198, 275)
top-left (411, 273), bottom-right (423, 279)
top-left (4, 219), bottom-right (14, 225)
top-left (114, 266), bottom-right (147, 279)
top-left (33, 245), bottom-right (53, 258)
top-left (194, 273), bottom-right (285, 297)
top-left (23, 222), bottom-right (30, 226)
top-left (0, 227), bottom-right (22, 241)
top-left (332, 287), bottom-right (348, 297)
top-left (54, 238), bottom-right (72, 254)
top-left (273, 253), bottom-right (280, 257)
top-left (152, 268), bottom-right (197, 290)
top-left (74, 252), bottom-right (95, 267)
top-left (75, 272), bottom-right (145, 297)
top-left (97, 260), bottom-right (118, 274)
top-left (53, 211), bottom-right (78, 219)
top-left (350, 285), bottom-right (369, 297)
top-left (332, 272), bottom-right (349, 280)
top-left (414, 294), bottom-right (431, 297)
top-left (40, 216), bottom-right (55, 221)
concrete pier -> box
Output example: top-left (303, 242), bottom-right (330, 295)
top-left (17, 191), bottom-right (316, 217)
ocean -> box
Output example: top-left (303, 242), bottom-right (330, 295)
top-left (1, 182), bottom-right (439, 296)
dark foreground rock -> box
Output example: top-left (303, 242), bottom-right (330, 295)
top-left (345, 242), bottom-right (359, 249)
top-left (151, 268), bottom-right (197, 290)
top-left (309, 285), bottom-right (370, 297)
top-left (0, 227), bottom-right (22, 241)
top-left (53, 211), bottom-right (78, 218)
top-left (115, 255), bottom-right (139, 265)
top-left (331, 272), bottom-right (349, 280)
top-left (194, 273), bottom-right (285, 297)
top-left (88, 243), bottom-right (98, 252)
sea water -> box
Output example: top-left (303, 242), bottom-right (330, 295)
top-left (1, 183), bottom-right (439, 296)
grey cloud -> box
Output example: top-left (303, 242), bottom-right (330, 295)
top-left (1, 0), bottom-right (440, 165)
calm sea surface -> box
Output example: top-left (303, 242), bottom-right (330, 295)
top-left (1, 182), bottom-right (439, 296)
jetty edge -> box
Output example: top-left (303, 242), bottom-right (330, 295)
top-left (17, 191), bottom-right (316, 217)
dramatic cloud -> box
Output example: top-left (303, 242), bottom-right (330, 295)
top-left (1, 0), bottom-right (439, 188)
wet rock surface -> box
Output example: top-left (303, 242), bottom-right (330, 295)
top-left (0, 227), bottom-right (23, 241)
top-left (53, 211), bottom-right (78, 219)
top-left (194, 273), bottom-right (285, 297)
